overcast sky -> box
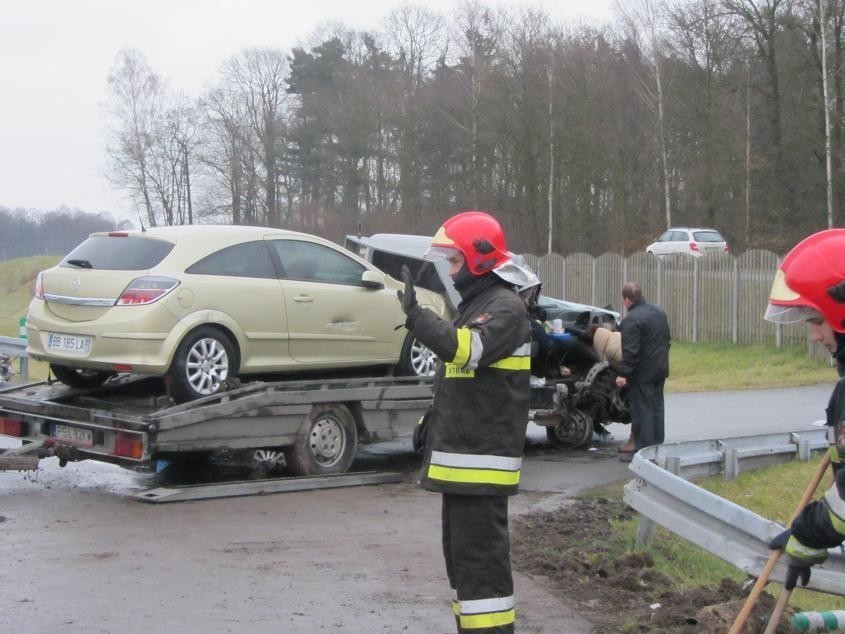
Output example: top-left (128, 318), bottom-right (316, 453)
top-left (1, 0), bottom-right (611, 225)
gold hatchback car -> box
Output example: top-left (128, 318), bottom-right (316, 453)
top-left (26, 225), bottom-right (447, 402)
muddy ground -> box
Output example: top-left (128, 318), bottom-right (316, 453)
top-left (511, 497), bottom-right (793, 633)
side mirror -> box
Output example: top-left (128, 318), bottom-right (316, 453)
top-left (361, 269), bottom-right (385, 289)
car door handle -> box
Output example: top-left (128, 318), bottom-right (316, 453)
top-left (293, 294), bottom-right (314, 303)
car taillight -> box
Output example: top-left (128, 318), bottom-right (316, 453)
top-left (724, 245), bottom-right (729, 253)
top-left (34, 272), bottom-right (44, 300)
top-left (114, 432), bottom-right (144, 459)
top-left (689, 242), bottom-right (699, 252)
top-left (116, 277), bottom-right (179, 306)
top-left (0, 416), bottom-right (26, 437)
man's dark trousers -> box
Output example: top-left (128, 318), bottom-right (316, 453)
top-left (629, 380), bottom-right (666, 450)
top-left (442, 493), bottom-right (514, 633)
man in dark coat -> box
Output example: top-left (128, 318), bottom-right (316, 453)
top-left (398, 210), bottom-right (531, 633)
top-left (614, 282), bottom-right (670, 460)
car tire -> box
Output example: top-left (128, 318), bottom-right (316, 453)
top-left (546, 409), bottom-right (594, 450)
top-left (397, 333), bottom-right (438, 377)
top-left (50, 364), bottom-right (113, 389)
top-left (167, 326), bottom-right (236, 403)
top-left (284, 403), bottom-right (357, 476)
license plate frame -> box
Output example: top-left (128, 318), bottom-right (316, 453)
top-left (46, 333), bottom-right (92, 354)
top-left (53, 423), bottom-right (94, 447)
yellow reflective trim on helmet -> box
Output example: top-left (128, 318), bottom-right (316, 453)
top-left (451, 328), bottom-right (472, 368)
top-left (431, 225), bottom-right (455, 246)
top-left (769, 269), bottom-right (801, 302)
top-left (427, 464), bottom-right (520, 486)
top-left (458, 609), bottom-right (516, 629)
top-left (489, 356), bottom-right (531, 371)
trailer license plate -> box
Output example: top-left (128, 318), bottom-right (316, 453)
top-left (53, 424), bottom-right (94, 446)
top-left (47, 333), bottom-right (92, 354)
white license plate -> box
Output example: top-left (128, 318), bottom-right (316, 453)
top-left (47, 333), bottom-right (92, 353)
top-left (53, 424), bottom-right (94, 446)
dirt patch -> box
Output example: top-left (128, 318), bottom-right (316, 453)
top-left (511, 497), bottom-right (794, 633)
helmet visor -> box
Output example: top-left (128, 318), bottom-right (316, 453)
top-left (424, 245), bottom-right (461, 262)
top-left (764, 303), bottom-right (823, 324)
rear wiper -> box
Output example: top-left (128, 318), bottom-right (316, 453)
top-left (66, 259), bottom-right (93, 268)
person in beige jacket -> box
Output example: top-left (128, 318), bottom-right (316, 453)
top-left (590, 326), bottom-right (635, 454)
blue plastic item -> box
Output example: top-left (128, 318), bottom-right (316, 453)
top-left (545, 332), bottom-right (574, 342)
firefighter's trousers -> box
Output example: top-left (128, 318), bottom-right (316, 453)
top-left (442, 493), bottom-right (515, 633)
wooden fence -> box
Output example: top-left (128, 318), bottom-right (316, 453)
top-left (521, 250), bottom-right (828, 361)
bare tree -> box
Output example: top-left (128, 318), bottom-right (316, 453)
top-left (721, 0), bottom-right (792, 226)
top-left (618, 0), bottom-right (675, 229)
top-left (104, 49), bottom-right (166, 227)
top-left (219, 48), bottom-right (289, 227)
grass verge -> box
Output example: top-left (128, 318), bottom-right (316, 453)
top-left (582, 456), bottom-right (845, 613)
top-left (667, 341), bottom-right (833, 392)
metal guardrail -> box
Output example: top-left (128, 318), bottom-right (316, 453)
top-left (0, 335), bottom-right (28, 381)
top-left (623, 429), bottom-right (845, 595)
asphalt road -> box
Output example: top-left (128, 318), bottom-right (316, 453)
top-left (0, 382), bottom-right (837, 633)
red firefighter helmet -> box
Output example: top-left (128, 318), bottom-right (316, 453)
top-left (765, 228), bottom-right (845, 332)
top-left (426, 211), bottom-right (511, 275)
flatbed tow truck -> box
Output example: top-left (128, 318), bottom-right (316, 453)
top-left (0, 374), bottom-right (435, 481)
top-left (0, 356), bottom-right (623, 502)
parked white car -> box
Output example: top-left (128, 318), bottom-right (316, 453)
top-left (645, 227), bottom-right (728, 257)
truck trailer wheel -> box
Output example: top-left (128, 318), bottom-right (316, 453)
top-left (285, 404), bottom-right (358, 476)
top-left (546, 409), bottom-right (593, 450)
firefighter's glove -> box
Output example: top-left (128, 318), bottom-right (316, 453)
top-left (397, 265), bottom-right (422, 329)
top-left (768, 528), bottom-right (827, 590)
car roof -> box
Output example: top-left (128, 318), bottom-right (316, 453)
top-left (667, 227), bottom-right (721, 233)
top-left (93, 225), bottom-right (302, 241)
top-left (345, 233), bottom-right (433, 258)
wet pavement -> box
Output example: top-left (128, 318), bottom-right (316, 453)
top-left (0, 383), bottom-right (837, 633)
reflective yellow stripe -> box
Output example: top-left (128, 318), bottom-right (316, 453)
top-left (445, 364), bottom-right (475, 378)
top-left (490, 356), bottom-right (531, 371)
top-left (459, 609), bottom-right (516, 629)
top-left (451, 328), bottom-right (472, 368)
top-left (830, 445), bottom-right (841, 465)
top-left (829, 508), bottom-right (845, 535)
top-left (452, 600), bottom-right (461, 615)
top-left (785, 535), bottom-right (828, 560)
top-left (825, 487), bottom-right (845, 536)
top-left (427, 464), bottom-right (520, 486)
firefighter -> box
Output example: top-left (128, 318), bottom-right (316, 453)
top-left (764, 228), bottom-right (845, 590)
top-left (398, 210), bottom-right (531, 633)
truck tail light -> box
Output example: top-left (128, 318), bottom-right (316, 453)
top-left (116, 277), bottom-right (179, 306)
top-left (0, 416), bottom-right (26, 437)
top-left (114, 432), bottom-right (144, 459)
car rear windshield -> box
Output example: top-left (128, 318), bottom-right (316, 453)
top-left (693, 231), bottom-right (724, 243)
top-left (60, 235), bottom-right (174, 270)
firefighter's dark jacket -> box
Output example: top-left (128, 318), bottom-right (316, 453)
top-left (616, 299), bottom-right (670, 383)
top-left (410, 277), bottom-right (531, 496)
top-left (791, 378), bottom-right (845, 554)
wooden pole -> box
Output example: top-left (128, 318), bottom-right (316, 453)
top-left (728, 453), bottom-right (831, 634)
